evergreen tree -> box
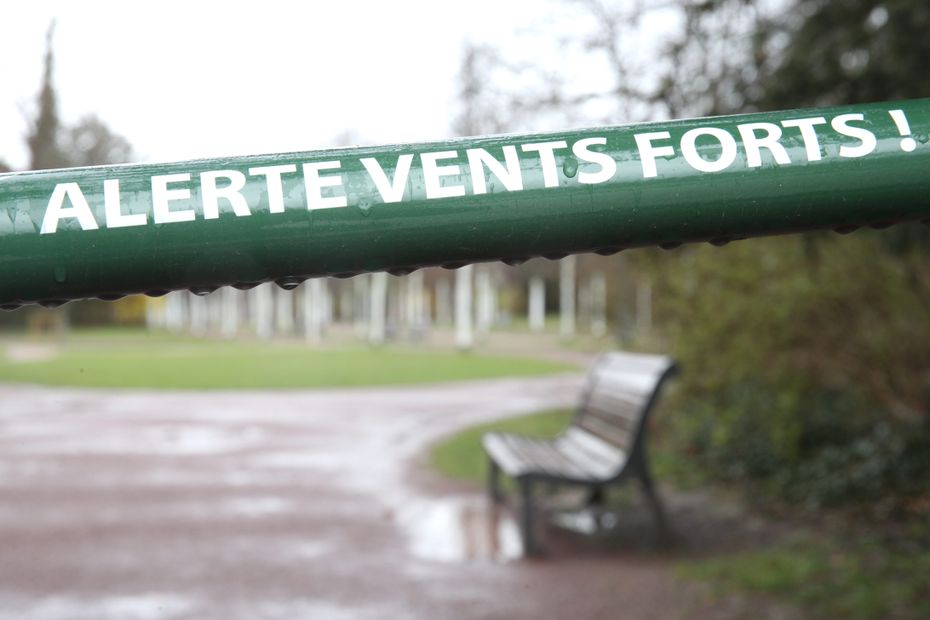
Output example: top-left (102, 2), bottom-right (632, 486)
top-left (26, 22), bottom-right (69, 171)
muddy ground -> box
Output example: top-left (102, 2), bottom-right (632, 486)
top-left (0, 376), bottom-right (800, 619)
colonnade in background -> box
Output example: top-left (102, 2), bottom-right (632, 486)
top-left (146, 259), bottom-right (632, 347)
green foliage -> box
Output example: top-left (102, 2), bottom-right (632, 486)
top-left (642, 233), bottom-right (930, 513)
top-left (679, 534), bottom-right (930, 620)
top-left (751, 0), bottom-right (930, 110)
top-left (0, 329), bottom-right (572, 390)
top-left (621, 0), bottom-right (930, 513)
top-left (647, 0), bottom-right (930, 117)
top-left (430, 409), bottom-right (572, 483)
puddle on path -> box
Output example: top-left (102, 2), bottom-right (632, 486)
top-left (402, 497), bottom-right (523, 563)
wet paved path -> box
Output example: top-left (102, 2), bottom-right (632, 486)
top-left (0, 376), bottom-right (746, 619)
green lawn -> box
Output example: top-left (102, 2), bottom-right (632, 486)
top-left (0, 329), bottom-right (574, 389)
top-left (678, 535), bottom-right (930, 620)
top-left (430, 407), bottom-right (930, 620)
top-left (430, 408), bottom-right (573, 482)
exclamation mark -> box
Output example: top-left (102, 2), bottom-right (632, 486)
top-left (889, 109), bottom-right (917, 152)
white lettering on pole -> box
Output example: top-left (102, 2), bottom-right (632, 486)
top-left (781, 117), bottom-right (827, 162)
top-left (521, 141), bottom-right (568, 187)
top-left (31, 107), bottom-right (920, 239)
top-left (634, 132), bottom-right (675, 178)
top-left (104, 179), bottom-right (146, 228)
top-left (466, 146), bottom-right (523, 194)
top-left (152, 173), bottom-right (195, 224)
top-left (40, 183), bottom-right (99, 234)
top-left (302, 161), bottom-right (348, 210)
top-left (249, 164), bottom-right (296, 214)
top-left (681, 127), bottom-right (738, 173)
top-left (572, 137), bottom-right (616, 184)
top-left (832, 114), bottom-right (877, 158)
top-left (737, 122), bottom-right (791, 167)
top-left (421, 151), bottom-right (466, 199)
top-left (201, 170), bottom-right (250, 219)
top-left (360, 155), bottom-right (414, 203)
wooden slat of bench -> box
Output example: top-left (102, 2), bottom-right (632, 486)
top-left (484, 434), bottom-right (580, 479)
top-left (587, 381), bottom-right (646, 411)
top-left (484, 353), bottom-right (674, 481)
top-left (514, 438), bottom-right (593, 479)
top-left (584, 409), bottom-right (637, 435)
top-left (483, 352), bottom-right (676, 554)
top-left (574, 354), bottom-right (672, 451)
top-left (483, 432), bottom-right (527, 475)
top-left (484, 433), bottom-right (591, 479)
top-left (483, 431), bottom-right (624, 481)
top-left (596, 352), bottom-right (672, 380)
top-left (578, 413), bottom-right (633, 450)
top-left (555, 428), bottom-right (625, 477)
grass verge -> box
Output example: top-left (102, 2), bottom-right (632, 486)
top-left (430, 408), bottom-right (573, 482)
top-left (678, 533), bottom-right (930, 620)
top-left (0, 328), bottom-right (574, 389)
top-left (429, 405), bottom-right (930, 620)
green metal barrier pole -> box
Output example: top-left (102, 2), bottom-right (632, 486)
top-left (1, 99), bottom-right (928, 309)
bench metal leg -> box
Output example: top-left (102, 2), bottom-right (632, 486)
top-left (488, 458), bottom-right (503, 504)
top-left (519, 477), bottom-right (541, 556)
top-left (585, 485), bottom-right (605, 508)
top-left (585, 485), bottom-right (610, 530)
top-left (638, 465), bottom-right (671, 542)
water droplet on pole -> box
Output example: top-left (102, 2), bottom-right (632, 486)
top-left (53, 266), bottom-right (67, 283)
top-left (275, 277), bottom-right (304, 290)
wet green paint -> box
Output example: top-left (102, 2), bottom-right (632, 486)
top-left (1, 99), bottom-right (928, 308)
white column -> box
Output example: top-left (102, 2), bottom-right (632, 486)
top-left (454, 264), bottom-right (474, 350)
top-left (528, 276), bottom-right (545, 333)
top-left (476, 266), bottom-right (494, 335)
top-left (314, 278), bottom-right (330, 339)
top-left (189, 292), bottom-right (208, 337)
top-left (203, 291), bottom-right (222, 334)
top-left (559, 256), bottom-right (576, 340)
top-left (274, 286), bottom-right (294, 335)
top-left (405, 270), bottom-right (426, 337)
top-left (164, 291), bottom-right (186, 332)
top-left (301, 281), bottom-right (314, 343)
top-left (368, 272), bottom-right (388, 346)
top-left (319, 279), bottom-right (332, 327)
top-left (145, 297), bottom-right (166, 330)
top-left (339, 280), bottom-right (354, 323)
top-left (353, 276), bottom-right (369, 338)
top-left (252, 283), bottom-right (274, 340)
top-left (302, 279), bottom-right (326, 345)
top-left (220, 286), bottom-right (241, 339)
top-left (435, 277), bottom-right (452, 326)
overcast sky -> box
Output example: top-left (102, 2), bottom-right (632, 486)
top-left (2, 0), bottom-right (588, 169)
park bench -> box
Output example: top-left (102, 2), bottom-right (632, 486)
top-left (482, 351), bottom-right (678, 555)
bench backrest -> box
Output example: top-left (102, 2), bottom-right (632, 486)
top-left (573, 352), bottom-right (677, 458)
